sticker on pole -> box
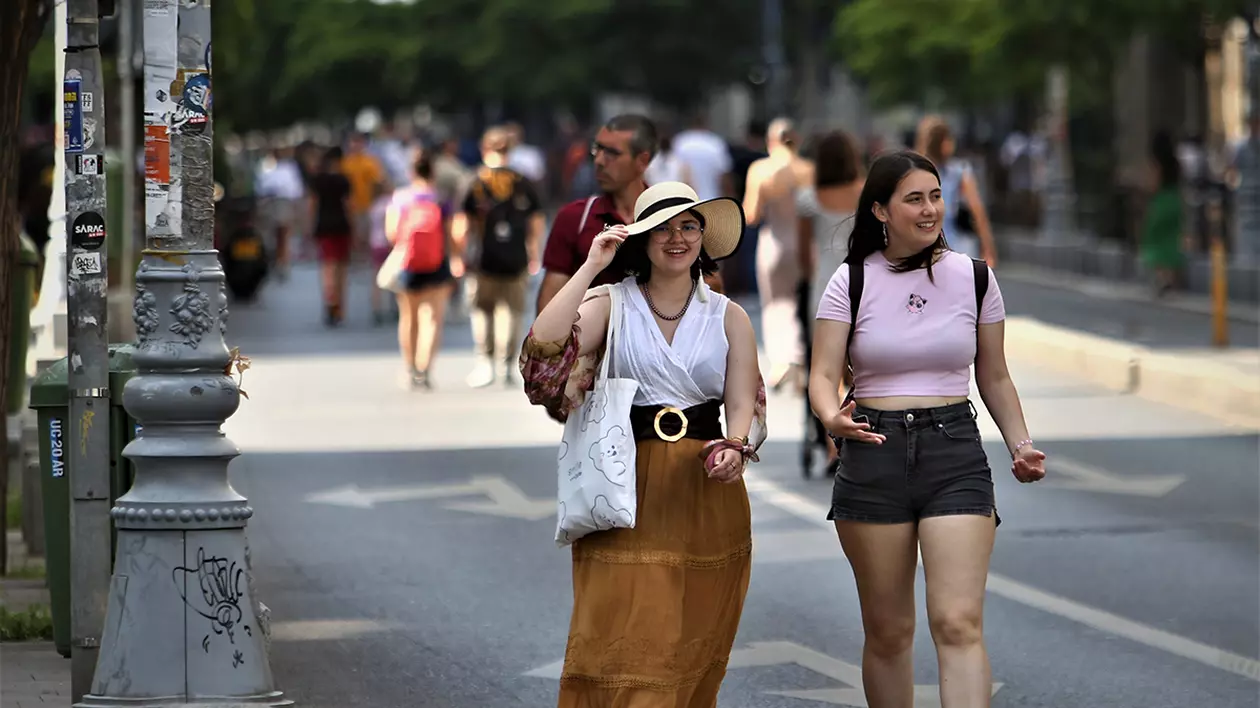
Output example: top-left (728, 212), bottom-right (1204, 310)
top-left (71, 211), bottom-right (106, 251)
top-left (64, 79), bottom-right (84, 154)
top-left (70, 251), bottom-right (102, 277)
top-left (77, 154), bottom-right (101, 175)
top-left (49, 418), bottom-right (64, 478)
top-left (171, 70), bottom-right (210, 135)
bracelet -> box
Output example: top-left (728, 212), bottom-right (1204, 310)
top-left (699, 438), bottom-right (760, 465)
top-left (1011, 439), bottom-right (1034, 457)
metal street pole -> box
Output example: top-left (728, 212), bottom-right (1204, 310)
top-left (63, 0), bottom-right (113, 700)
top-left (76, 0), bottom-right (290, 704)
top-left (1041, 65), bottom-right (1077, 244)
top-left (118, 0), bottom-right (137, 295)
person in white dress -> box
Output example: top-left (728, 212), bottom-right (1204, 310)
top-left (521, 181), bottom-right (767, 707)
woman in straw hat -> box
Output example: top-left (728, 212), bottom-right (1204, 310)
top-left (521, 181), bottom-right (767, 706)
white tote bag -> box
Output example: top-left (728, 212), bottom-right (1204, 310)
top-left (554, 284), bottom-right (640, 547)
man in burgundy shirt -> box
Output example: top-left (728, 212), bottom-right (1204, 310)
top-left (536, 114), bottom-right (722, 315)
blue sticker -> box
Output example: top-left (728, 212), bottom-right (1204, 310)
top-left (64, 79), bottom-right (84, 154)
top-left (49, 417), bottom-right (65, 478)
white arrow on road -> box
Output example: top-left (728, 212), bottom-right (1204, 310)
top-left (1046, 456), bottom-right (1185, 497)
top-left (524, 639), bottom-right (1002, 707)
top-left (304, 475), bottom-right (554, 520)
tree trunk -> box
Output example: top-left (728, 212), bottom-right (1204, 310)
top-left (0, 0), bottom-right (53, 571)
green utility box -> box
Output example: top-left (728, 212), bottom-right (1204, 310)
top-left (6, 232), bottom-right (41, 414)
top-left (29, 344), bottom-right (139, 658)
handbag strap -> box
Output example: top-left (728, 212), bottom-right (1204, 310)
top-left (598, 284), bottom-right (621, 380)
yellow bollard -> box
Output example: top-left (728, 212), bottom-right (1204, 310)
top-left (1210, 235), bottom-right (1229, 347)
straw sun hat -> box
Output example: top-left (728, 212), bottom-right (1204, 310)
top-left (623, 182), bottom-right (745, 260)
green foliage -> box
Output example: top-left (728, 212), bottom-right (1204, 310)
top-left (835, 0), bottom-right (1257, 110)
top-left (210, 0), bottom-right (761, 132)
top-left (0, 604), bottom-right (54, 641)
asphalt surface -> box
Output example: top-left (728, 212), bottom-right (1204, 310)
top-left (220, 262), bottom-right (1259, 707)
top-left (992, 268), bottom-right (1258, 349)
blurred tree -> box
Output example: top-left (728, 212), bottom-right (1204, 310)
top-left (209, 0), bottom-right (762, 132)
top-left (835, 0), bottom-right (1256, 110)
top-left (0, 0), bottom-right (51, 570)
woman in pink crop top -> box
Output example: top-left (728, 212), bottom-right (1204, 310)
top-left (808, 150), bottom-right (1046, 708)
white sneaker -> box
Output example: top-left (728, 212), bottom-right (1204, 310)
top-left (466, 362), bottom-right (496, 388)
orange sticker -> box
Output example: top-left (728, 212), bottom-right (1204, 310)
top-left (144, 124), bottom-right (170, 185)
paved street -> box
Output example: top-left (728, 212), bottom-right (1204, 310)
top-left (210, 263), bottom-right (1259, 707)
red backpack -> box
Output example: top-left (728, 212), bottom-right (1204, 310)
top-left (397, 192), bottom-right (445, 273)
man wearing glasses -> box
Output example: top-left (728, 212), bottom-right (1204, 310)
top-left (535, 114), bottom-right (722, 315)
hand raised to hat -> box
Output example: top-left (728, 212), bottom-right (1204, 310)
top-left (585, 224), bottom-right (628, 272)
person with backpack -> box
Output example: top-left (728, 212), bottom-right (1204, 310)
top-left (452, 127), bottom-right (545, 388)
top-left (808, 150), bottom-right (1045, 708)
top-left (385, 148), bottom-right (455, 390)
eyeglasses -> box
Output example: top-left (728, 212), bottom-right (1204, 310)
top-left (649, 223), bottom-right (704, 241)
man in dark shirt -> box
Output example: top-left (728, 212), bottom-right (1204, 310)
top-left (537, 114), bottom-right (723, 315)
top-left (536, 114), bottom-right (655, 314)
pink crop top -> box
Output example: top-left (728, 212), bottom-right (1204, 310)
top-left (816, 250), bottom-right (1006, 398)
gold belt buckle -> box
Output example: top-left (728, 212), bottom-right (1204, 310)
top-left (653, 406), bottom-right (689, 442)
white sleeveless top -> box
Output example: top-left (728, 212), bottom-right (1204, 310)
top-left (608, 278), bottom-right (729, 408)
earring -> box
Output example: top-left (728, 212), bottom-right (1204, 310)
top-left (882, 223), bottom-right (889, 247)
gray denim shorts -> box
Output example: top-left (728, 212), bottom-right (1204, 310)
top-left (828, 401), bottom-right (1000, 526)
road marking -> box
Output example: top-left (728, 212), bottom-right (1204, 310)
top-left (743, 476), bottom-right (1260, 683)
top-left (524, 639), bottom-right (1002, 706)
top-left (303, 475), bottom-right (554, 520)
top-left (1047, 455), bottom-right (1185, 496)
top-left (269, 619), bottom-right (390, 642)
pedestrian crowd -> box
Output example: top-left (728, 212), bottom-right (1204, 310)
top-left (253, 110), bottom-right (1050, 707)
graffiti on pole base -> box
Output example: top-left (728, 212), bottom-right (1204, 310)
top-left (173, 546), bottom-right (253, 664)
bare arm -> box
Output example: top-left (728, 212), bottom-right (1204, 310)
top-left (536, 271), bottom-right (570, 316)
top-left (808, 317), bottom-right (884, 444)
top-left (797, 215), bottom-right (815, 276)
top-left (450, 212), bottom-right (470, 256)
top-left (961, 171), bottom-right (998, 266)
top-left (808, 318), bottom-right (850, 428)
top-left (527, 212), bottom-right (546, 271)
top-left (722, 303), bottom-right (760, 442)
top-left (742, 162), bottom-right (764, 225)
top-left (974, 321), bottom-right (1031, 457)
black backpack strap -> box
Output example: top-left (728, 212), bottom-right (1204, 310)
top-left (842, 262), bottom-right (864, 403)
top-left (971, 257), bottom-right (988, 323)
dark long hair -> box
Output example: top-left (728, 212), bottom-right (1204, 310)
top-left (607, 208), bottom-right (719, 284)
top-left (844, 150), bottom-right (947, 279)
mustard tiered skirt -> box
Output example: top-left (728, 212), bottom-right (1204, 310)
top-left (558, 437), bottom-right (752, 708)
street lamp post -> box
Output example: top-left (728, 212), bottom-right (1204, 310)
top-left (74, 0), bottom-right (289, 704)
top-left (1041, 65), bottom-right (1077, 244)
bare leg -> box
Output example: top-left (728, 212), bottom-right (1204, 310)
top-left (835, 520), bottom-right (920, 708)
top-left (919, 514), bottom-right (997, 708)
top-left (415, 283), bottom-right (451, 376)
top-left (396, 290), bottom-right (421, 377)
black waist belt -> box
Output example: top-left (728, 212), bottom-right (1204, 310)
top-left (629, 400), bottom-right (723, 442)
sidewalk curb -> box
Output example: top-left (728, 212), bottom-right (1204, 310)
top-left (1005, 316), bottom-right (1260, 429)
